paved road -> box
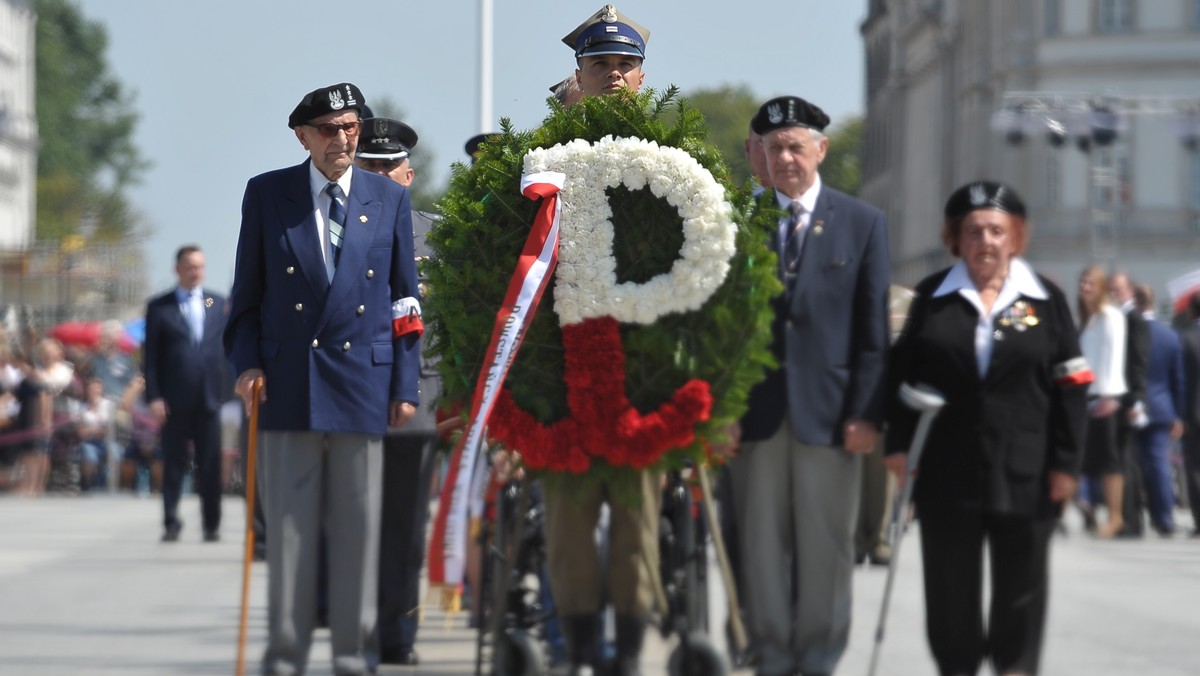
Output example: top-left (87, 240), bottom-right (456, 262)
top-left (1, 493), bottom-right (1198, 675)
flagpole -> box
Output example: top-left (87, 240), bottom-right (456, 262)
top-left (480, 0), bottom-right (493, 133)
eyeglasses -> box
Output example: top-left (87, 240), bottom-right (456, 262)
top-left (360, 159), bottom-right (404, 172)
top-left (305, 121), bottom-right (361, 138)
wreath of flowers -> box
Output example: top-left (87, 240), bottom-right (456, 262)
top-left (425, 88), bottom-right (781, 488)
top-left (524, 136), bottom-right (737, 326)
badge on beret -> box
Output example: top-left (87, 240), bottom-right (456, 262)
top-left (329, 89), bottom-right (346, 111)
top-left (969, 183), bottom-right (988, 206)
top-left (768, 103), bottom-right (784, 125)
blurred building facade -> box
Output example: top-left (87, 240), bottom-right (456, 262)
top-left (0, 0), bottom-right (36, 249)
top-left (861, 0), bottom-right (1200, 307)
top-left (0, 0), bottom-right (145, 335)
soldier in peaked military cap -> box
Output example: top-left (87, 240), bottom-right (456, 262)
top-left (563, 4), bottom-right (649, 98)
top-left (542, 7), bottom-right (660, 676)
top-left (357, 116), bottom-right (419, 187)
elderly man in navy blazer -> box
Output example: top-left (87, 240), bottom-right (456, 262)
top-left (225, 82), bottom-right (423, 676)
top-left (727, 96), bottom-right (890, 676)
top-left (143, 244), bottom-right (229, 543)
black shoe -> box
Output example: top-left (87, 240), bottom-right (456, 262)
top-left (203, 530), bottom-right (220, 542)
top-left (380, 647), bottom-right (419, 665)
top-left (161, 522), bottom-right (182, 542)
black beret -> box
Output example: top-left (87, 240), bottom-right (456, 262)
top-left (288, 83), bottom-right (366, 129)
top-left (943, 181), bottom-right (1027, 222)
top-left (750, 96), bottom-right (831, 135)
top-left (357, 118), bottom-right (419, 161)
top-left (464, 132), bottom-right (501, 160)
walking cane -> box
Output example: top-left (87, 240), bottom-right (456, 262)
top-left (695, 464), bottom-right (749, 655)
top-left (867, 382), bottom-right (945, 676)
top-left (236, 379), bottom-right (263, 676)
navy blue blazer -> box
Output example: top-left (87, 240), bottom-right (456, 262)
top-left (1144, 317), bottom-right (1185, 424)
top-left (224, 160), bottom-right (421, 436)
top-left (143, 288), bottom-right (229, 414)
top-left (740, 185), bottom-right (890, 446)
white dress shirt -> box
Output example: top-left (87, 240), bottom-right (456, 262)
top-left (307, 163), bottom-right (354, 281)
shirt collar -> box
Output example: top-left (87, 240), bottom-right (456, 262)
top-left (308, 162), bottom-right (353, 203)
top-left (176, 286), bottom-right (201, 301)
top-left (775, 174), bottom-right (822, 215)
top-left (932, 257), bottom-right (1048, 315)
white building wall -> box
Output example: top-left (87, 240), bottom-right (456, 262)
top-left (0, 0), bottom-right (37, 250)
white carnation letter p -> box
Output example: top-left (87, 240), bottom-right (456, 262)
top-left (522, 136), bottom-right (738, 327)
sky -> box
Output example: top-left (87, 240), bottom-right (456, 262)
top-left (71, 0), bottom-right (867, 294)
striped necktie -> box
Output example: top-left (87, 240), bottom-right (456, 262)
top-left (783, 201), bottom-right (806, 274)
top-left (326, 182), bottom-right (347, 271)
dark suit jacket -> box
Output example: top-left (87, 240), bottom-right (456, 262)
top-left (1122, 305), bottom-right (1149, 410)
top-left (1179, 322), bottom-right (1200, 430)
top-left (224, 160), bottom-right (421, 436)
top-left (741, 185), bottom-right (890, 446)
top-left (143, 288), bottom-right (229, 414)
top-left (886, 267), bottom-right (1089, 516)
top-left (1144, 317), bottom-right (1184, 424)
top-left (401, 210), bottom-right (442, 436)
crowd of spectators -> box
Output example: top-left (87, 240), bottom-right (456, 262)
top-left (0, 321), bottom-right (163, 496)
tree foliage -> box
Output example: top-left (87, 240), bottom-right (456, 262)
top-left (821, 116), bottom-right (864, 196)
top-left (683, 84), bottom-right (762, 187)
top-left (34, 0), bottom-right (147, 242)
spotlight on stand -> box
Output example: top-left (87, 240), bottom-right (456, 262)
top-left (1179, 111), bottom-right (1200, 153)
top-left (1045, 118), bottom-right (1067, 147)
top-left (1089, 105), bottom-right (1120, 147)
top-left (991, 108), bottom-right (1027, 146)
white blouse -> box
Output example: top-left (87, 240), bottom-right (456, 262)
top-left (1078, 303), bottom-right (1127, 397)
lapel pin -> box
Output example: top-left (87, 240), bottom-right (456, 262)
top-left (993, 329), bottom-right (1004, 341)
top-left (812, 220), bottom-right (824, 236)
top-left (359, 215), bottom-right (368, 223)
top-left (204, 297), bottom-right (214, 308)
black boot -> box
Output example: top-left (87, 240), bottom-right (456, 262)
top-left (563, 614), bottom-right (598, 676)
top-left (614, 614), bottom-right (646, 676)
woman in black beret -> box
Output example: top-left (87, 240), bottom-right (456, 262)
top-left (885, 181), bottom-right (1092, 675)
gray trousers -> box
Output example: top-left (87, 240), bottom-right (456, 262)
top-left (730, 421), bottom-right (861, 676)
top-left (259, 431), bottom-right (382, 676)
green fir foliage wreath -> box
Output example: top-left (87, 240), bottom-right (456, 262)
top-left (424, 87), bottom-right (780, 486)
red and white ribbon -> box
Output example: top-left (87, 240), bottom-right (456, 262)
top-left (427, 171), bottom-right (565, 591)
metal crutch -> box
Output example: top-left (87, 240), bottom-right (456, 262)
top-left (867, 382), bottom-right (945, 676)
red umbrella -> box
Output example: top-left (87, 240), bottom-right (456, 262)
top-left (48, 321), bottom-right (138, 353)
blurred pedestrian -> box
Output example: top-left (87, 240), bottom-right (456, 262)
top-left (1109, 271), bottom-right (1149, 536)
top-left (887, 181), bottom-right (1090, 676)
top-left (1076, 265), bottom-right (1128, 538)
top-left (1176, 292), bottom-right (1200, 537)
top-left (143, 245), bottom-right (229, 542)
top-left (12, 338), bottom-right (71, 496)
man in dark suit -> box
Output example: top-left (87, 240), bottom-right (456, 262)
top-left (1132, 285), bottom-right (1185, 535)
top-left (143, 245), bottom-right (229, 542)
top-left (728, 95), bottom-right (889, 676)
top-left (1178, 292), bottom-right (1200, 537)
top-left (355, 115), bottom-right (442, 667)
top-left (225, 82), bottom-right (423, 676)
top-left (1109, 271), bottom-right (1149, 536)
